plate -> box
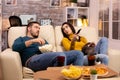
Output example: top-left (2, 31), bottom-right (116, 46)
top-left (95, 67), bottom-right (108, 76)
top-left (82, 67), bottom-right (108, 77)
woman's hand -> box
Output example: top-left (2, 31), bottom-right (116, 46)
top-left (71, 34), bottom-right (80, 42)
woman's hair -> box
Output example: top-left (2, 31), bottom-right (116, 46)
top-left (61, 22), bottom-right (76, 40)
top-left (9, 16), bottom-right (22, 27)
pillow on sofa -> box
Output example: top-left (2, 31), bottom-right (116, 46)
top-left (23, 67), bottom-right (34, 78)
top-left (39, 44), bottom-right (53, 53)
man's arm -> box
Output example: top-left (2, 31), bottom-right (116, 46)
top-left (12, 37), bottom-right (27, 52)
top-left (12, 36), bottom-right (47, 52)
top-left (25, 37), bottom-right (46, 47)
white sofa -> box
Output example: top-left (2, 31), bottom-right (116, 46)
top-left (0, 25), bottom-right (120, 80)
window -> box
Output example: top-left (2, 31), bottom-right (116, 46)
top-left (98, 0), bottom-right (109, 38)
top-left (98, 0), bottom-right (120, 49)
top-left (98, 0), bottom-right (120, 40)
top-left (112, 0), bottom-right (120, 39)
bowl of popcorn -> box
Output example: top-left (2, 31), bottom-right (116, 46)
top-left (39, 44), bottom-right (53, 53)
top-left (61, 65), bottom-right (82, 80)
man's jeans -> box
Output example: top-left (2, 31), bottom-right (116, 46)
top-left (27, 50), bottom-right (84, 72)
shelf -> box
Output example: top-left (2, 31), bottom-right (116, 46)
top-left (64, 7), bottom-right (89, 27)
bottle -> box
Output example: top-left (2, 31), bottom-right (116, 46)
top-left (57, 56), bottom-right (65, 67)
top-left (88, 54), bottom-right (96, 66)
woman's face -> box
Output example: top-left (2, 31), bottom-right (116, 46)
top-left (62, 24), bottom-right (73, 35)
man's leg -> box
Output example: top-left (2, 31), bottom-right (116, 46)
top-left (64, 50), bottom-right (84, 66)
top-left (27, 52), bottom-right (66, 72)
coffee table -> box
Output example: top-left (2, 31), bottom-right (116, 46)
top-left (34, 64), bottom-right (119, 80)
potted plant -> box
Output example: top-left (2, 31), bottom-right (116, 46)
top-left (70, 0), bottom-right (77, 6)
top-left (90, 69), bottom-right (98, 80)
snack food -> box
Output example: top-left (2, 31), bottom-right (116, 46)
top-left (82, 67), bottom-right (90, 76)
top-left (95, 67), bottom-right (108, 75)
top-left (61, 66), bottom-right (82, 79)
top-left (82, 67), bottom-right (108, 76)
top-left (39, 44), bottom-right (53, 53)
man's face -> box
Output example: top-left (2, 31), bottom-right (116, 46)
top-left (28, 23), bottom-right (40, 38)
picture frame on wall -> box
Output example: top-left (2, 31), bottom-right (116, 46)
top-left (77, 0), bottom-right (89, 7)
top-left (40, 18), bottom-right (52, 26)
top-left (19, 15), bottom-right (37, 26)
top-left (50, 0), bottom-right (61, 7)
top-left (5, 0), bottom-right (17, 6)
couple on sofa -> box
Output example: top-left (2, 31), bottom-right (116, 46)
top-left (12, 21), bottom-right (108, 72)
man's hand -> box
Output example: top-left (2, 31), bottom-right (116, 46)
top-left (33, 38), bottom-right (45, 45)
top-left (25, 37), bottom-right (45, 47)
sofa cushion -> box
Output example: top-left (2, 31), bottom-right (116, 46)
top-left (8, 26), bottom-right (26, 48)
top-left (0, 49), bottom-right (23, 80)
top-left (55, 26), bottom-right (98, 52)
top-left (23, 67), bottom-right (34, 78)
top-left (77, 27), bottom-right (98, 43)
top-left (39, 25), bottom-right (56, 51)
top-left (8, 25), bottom-right (56, 51)
top-left (108, 49), bottom-right (120, 72)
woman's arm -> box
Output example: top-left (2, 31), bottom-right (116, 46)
top-left (74, 36), bottom-right (87, 50)
top-left (61, 38), bottom-right (71, 51)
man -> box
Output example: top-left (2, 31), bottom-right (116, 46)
top-left (12, 21), bottom-right (84, 72)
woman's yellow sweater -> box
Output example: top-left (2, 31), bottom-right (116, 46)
top-left (61, 34), bottom-right (87, 51)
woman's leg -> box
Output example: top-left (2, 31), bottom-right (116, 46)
top-left (27, 52), bottom-right (66, 72)
top-left (95, 37), bottom-right (108, 54)
top-left (64, 50), bottom-right (84, 66)
top-left (83, 54), bottom-right (108, 66)
top-left (83, 55), bottom-right (88, 66)
top-left (95, 54), bottom-right (109, 65)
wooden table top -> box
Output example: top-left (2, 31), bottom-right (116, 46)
top-left (34, 64), bottom-right (119, 80)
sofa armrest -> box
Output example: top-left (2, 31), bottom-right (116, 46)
top-left (108, 49), bottom-right (120, 72)
top-left (0, 48), bottom-right (23, 80)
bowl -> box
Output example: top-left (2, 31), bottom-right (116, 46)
top-left (39, 44), bottom-right (53, 53)
top-left (61, 66), bottom-right (82, 80)
top-left (62, 74), bottom-right (81, 80)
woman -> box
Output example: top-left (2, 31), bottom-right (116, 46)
top-left (61, 22), bottom-right (108, 65)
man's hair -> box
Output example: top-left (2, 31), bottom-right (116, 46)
top-left (26, 21), bottom-right (40, 33)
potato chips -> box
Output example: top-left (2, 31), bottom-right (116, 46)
top-left (61, 66), bottom-right (82, 79)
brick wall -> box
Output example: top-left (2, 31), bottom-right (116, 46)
top-left (2, 0), bottom-right (68, 26)
top-left (1, 0), bottom-right (69, 51)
